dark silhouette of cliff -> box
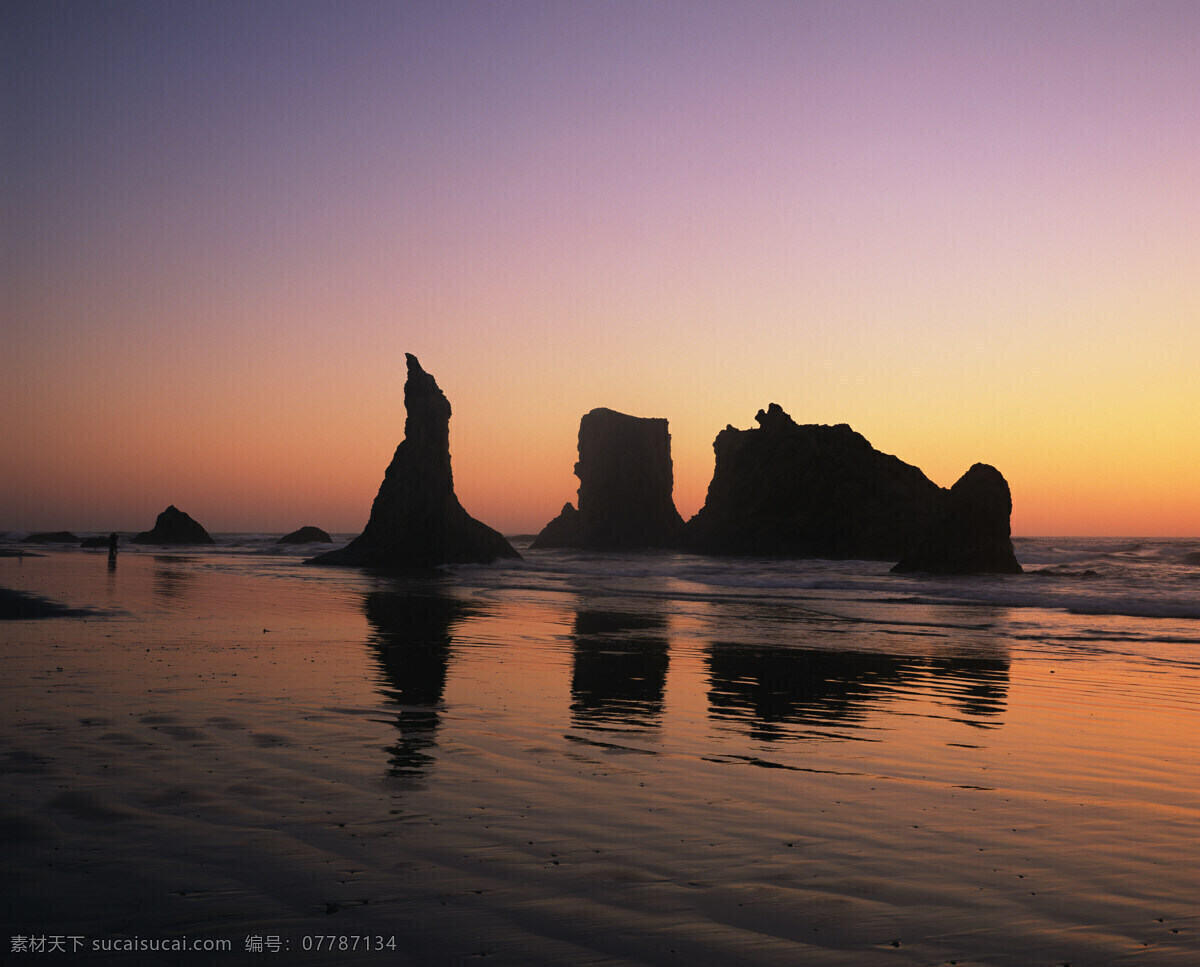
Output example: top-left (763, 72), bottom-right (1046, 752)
top-left (892, 463), bottom-right (1022, 574)
top-left (685, 404), bottom-right (942, 560)
top-left (684, 404), bottom-right (1020, 573)
top-left (130, 506), bottom-right (215, 545)
top-left (308, 354), bottom-right (519, 569)
top-left (533, 408), bottom-right (684, 550)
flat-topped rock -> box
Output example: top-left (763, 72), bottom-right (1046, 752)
top-left (534, 408), bottom-right (684, 550)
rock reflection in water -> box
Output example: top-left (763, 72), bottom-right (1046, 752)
top-left (570, 609), bottom-right (669, 732)
top-left (364, 587), bottom-right (473, 778)
top-left (707, 644), bottom-right (1008, 742)
top-left (924, 653), bottom-right (1010, 721)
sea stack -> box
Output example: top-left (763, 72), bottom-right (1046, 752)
top-left (278, 526), bottom-right (332, 544)
top-left (685, 403), bottom-right (943, 560)
top-left (307, 354), bottom-right (518, 568)
top-left (533, 408), bottom-right (685, 550)
top-left (891, 463), bottom-right (1023, 574)
top-left (21, 531), bottom-right (81, 544)
top-left (130, 505), bottom-right (215, 545)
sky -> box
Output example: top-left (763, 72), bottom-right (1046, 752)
top-left (4, 0), bottom-right (1199, 537)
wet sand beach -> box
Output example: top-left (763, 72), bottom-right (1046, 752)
top-left (3, 542), bottom-right (1200, 965)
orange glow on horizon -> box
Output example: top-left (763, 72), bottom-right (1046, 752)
top-left (5, 3), bottom-right (1200, 537)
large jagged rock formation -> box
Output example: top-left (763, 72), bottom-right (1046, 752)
top-left (685, 404), bottom-right (942, 560)
top-left (308, 354), bottom-right (518, 569)
top-left (684, 403), bottom-right (1021, 573)
top-left (891, 463), bottom-right (1022, 574)
top-left (130, 505), bottom-right (215, 545)
top-left (533, 408), bottom-right (684, 550)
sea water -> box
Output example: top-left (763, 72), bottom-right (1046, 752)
top-left (2, 535), bottom-right (1200, 964)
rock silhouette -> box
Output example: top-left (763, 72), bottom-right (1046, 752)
top-left (308, 354), bottom-right (519, 568)
top-left (278, 526), bottom-right (332, 544)
top-left (130, 506), bottom-right (215, 545)
top-left (685, 404), bottom-right (943, 560)
top-left (21, 531), bottom-right (80, 544)
top-left (534, 408), bottom-right (684, 550)
top-left (891, 463), bottom-right (1022, 574)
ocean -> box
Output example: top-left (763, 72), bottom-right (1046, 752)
top-left (3, 534), bottom-right (1200, 964)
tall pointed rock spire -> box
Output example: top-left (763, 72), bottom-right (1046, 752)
top-left (308, 354), bottom-right (519, 568)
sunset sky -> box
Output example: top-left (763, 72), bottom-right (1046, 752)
top-left (5, 0), bottom-right (1199, 537)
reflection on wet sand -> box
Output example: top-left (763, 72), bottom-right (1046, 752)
top-left (706, 644), bottom-right (1009, 741)
top-left (570, 609), bottom-right (670, 732)
top-left (363, 587), bottom-right (474, 778)
top-left (924, 653), bottom-right (1010, 721)
top-left (362, 586), bottom-right (1010, 772)
top-left (152, 556), bottom-right (193, 599)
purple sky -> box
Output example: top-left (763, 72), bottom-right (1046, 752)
top-left (5, 1), bottom-right (1200, 535)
